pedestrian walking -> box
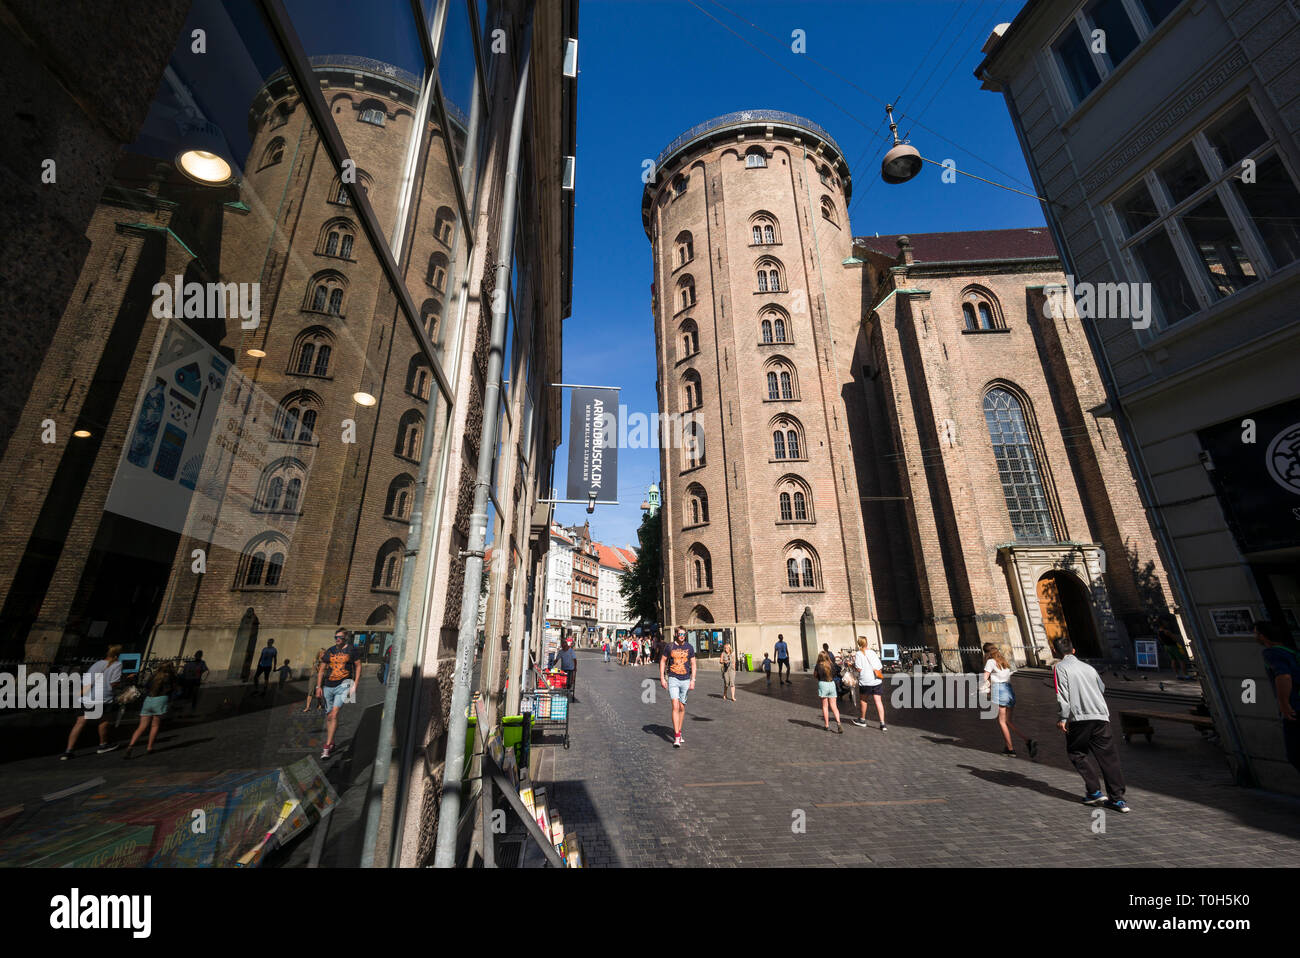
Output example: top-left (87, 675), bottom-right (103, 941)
top-left (1255, 619), bottom-right (1300, 775)
top-left (1053, 636), bottom-right (1129, 812)
top-left (762, 653), bottom-right (772, 686)
top-left (774, 634), bottom-right (791, 685)
top-left (303, 648), bottom-right (326, 712)
top-left (719, 643), bottom-right (737, 702)
top-left (815, 651), bottom-right (844, 733)
top-left (318, 629), bottom-right (361, 760)
top-left (277, 659), bottom-right (292, 691)
top-left (1157, 619), bottom-right (1193, 680)
top-left (851, 636), bottom-right (887, 730)
top-left (660, 628), bottom-right (697, 748)
top-left (602, 639), bottom-right (610, 663)
top-left (981, 642), bottom-right (1037, 758)
top-left (179, 650), bottom-right (208, 712)
top-left (558, 639), bottom-right (578, 696)
top-left (252, 638), bottom-right (277, 694)
top-left (124, 662), bottom-right (177, 759)
top-left (62, 644), bottom-right (124, 759)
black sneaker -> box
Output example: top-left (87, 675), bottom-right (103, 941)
top-left (97, 743), bottom-right (119, 754)
top-left (879, 724), bottom-right (888, 732)
top-left (852, 719), bottom-right (867, 727)
top-left (1027, 739), bottom-right (1039, 759)
top-left (59, 751), bottom-right (73, 761)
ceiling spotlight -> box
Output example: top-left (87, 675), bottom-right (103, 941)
top-left (880, 104), bottom-right (923, 185)
top-left (353, 391), bottom-right (377, 407)
top-left (73, 429), bottom-right (92, 438)
top-left (246, 348), bottom-right (267, 358)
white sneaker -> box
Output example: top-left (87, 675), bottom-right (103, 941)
top-left (673, 735), bottom-right (682, 748)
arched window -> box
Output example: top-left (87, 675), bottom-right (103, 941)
top-left (776, 475), bottom-right (812, 522)
top-left (820, 196), bottom-right (837, 226)
top-left (771, 417), bottom-right (804, 459)
top-left (679, 319), bottom-right (698, 358)
top-left (373, 538), bottom-right (405, 591)
top-left (407, 355), bottom-right (432, 400)
top-left (760, 308), bottom-right (790, 344)
top-left (274, 393), bottom-right (320, 442)
top-left (774, 317), bottom-right (787, 342)
top-left (262, 137), bottom-right (285, 168)
top-left (240, 533), bottom-right (289, 588)
top-left (258, 459), bottom-right (306, 513)
top-left (984, 386), bottom-right (1056, 543)
top-left (359, 105), bottom-right (386, 126)
top-left (690, 605), bottom-right (714, 624)
top-left (673, 175), bottom-right (687, 197)
top-left (819, 165), bottom-right (832, 186)
top-left (421, 298), bottom-right (442, 340)
top-left (427, 252), bottom-right (449, 292)
top-left (396, 410), bottom-right (424, 460)
top-left (331, 170), bottom-right (370, 207)
top-left (306, 272), bottom-right (346, 316)
top-left (750, 212), bottom-right (778, 245)
top-left (683, 421), bottom-right (705, 469)
top-left (682, 369), bottom-right (702, 410)
top-left (686, 483), bottom-right (708, 526)
top-left (687, 544), bottom-right (713, 591)
top-left (755, 258), bottom-right (784, 292)
top-left (784, 542), bottom-right (821, 590)
top-left (318, 219), bottom-right (355, 259)
top-left (678, 276), bottom-right (696, 311)
top-left (675, 231), bottom-right (694, 267)
top-left (385, 474), bottom-right (416, 520)
top-left (434, 206), bottom-right (456, 246)
top-left (961, 286), bottom-right (1004, 330)
top-left (746, 147), bottom-right (768, 168)
top-left (764, 357), bottom-right (797, 400)
top-left (292, 328), bottom-right (335, 377)
top-left (761, 319), bottom-right (773, 343)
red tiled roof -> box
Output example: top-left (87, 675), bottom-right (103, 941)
top-left (853, 227), bottom-right (1057, 265)
top-left (594, 542), bottom-right (636, 570)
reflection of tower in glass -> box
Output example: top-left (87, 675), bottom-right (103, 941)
top-left (127, 379), bottom-right (166, 468)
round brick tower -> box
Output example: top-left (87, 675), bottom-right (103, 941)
top-left (642, 110), bottom-right (878, 661)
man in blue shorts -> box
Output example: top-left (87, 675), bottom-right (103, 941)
top-left (317, 630), bottom-right (360, 760)
top-left (774, 634), bottom-right (791, 685)
top-left (659, 629), bottom-right (696, 748)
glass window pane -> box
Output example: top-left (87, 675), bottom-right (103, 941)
top-left (1179, 195), bottom-right (1259, 298)
top-left (1085, 0), bottom-right (1140, 69)
top-left (1233, 154), bottom-right (1300, 269)
top-left (1053, 27), bottom-right (1101, 104)
top-left (1131, 228), bottom-right (1199, 324)
top-left (1157, 146), bottom-right (1210, 205)
top-left (438, 0), bottom-right (480, 173)
top-left (1116, 180), bottom-right (1159, 236)
top-left (283, 0), bottom-right (427, 243)
top-left (983, 390), bottom-right (1055, 543)
top-left (1205, 106), bottom-right (1270, 171)
top-left (1137, 0), bottom-right (1181, 27)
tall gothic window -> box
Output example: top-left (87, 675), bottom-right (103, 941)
top-left (984, 387), bottom-right (1056, 543)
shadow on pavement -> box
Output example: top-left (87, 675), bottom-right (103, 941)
top-left (956, 764), bottom-right (1081, 804)
top-left (643, 723), bottom-right (675, 743)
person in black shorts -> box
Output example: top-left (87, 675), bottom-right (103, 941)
top-left (253, 638), bottom-right (277, 694)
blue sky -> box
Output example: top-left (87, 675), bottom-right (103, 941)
top-left (550, 0), bottom-right (1046, 551)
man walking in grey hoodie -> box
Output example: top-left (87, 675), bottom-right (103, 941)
top-left (1052, 636), bottom-right (1130, 813)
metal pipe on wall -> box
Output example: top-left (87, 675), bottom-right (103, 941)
top-left (433, 0), bottom-right (535, 868)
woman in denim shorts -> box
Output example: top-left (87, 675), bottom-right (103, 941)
top-left (814, 651), bottom-right (844, 733)
top-left (982, 643), bottom-right (1037, 759)
top-left (125, 662), bottom-right (176, 759)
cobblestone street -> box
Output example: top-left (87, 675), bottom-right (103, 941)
top-left (545, 651), bottom-right (1300, 867)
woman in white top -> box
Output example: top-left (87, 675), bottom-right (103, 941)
top-left (982, 642), bottom-right (1037, 758)
top-left (851, 636), bottom-right (888, 730)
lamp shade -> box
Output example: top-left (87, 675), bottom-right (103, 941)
top-left (175, 117), bottom-right (235, 186)
top-left (881, 143), bottom-right (923, 184)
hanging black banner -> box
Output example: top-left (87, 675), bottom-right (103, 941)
top-left (1197, 397), bottom-right (1300, 554)
top-left (565, 387), bottom-right (618, 502)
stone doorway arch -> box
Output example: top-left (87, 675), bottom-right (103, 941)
top-left (1037, 571), bottom-right (1102, 659)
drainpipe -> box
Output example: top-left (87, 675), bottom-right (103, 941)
top-left (433, 3), bottom-right (534, 868)
top-left (993, 77), bottom-right (1251, 783)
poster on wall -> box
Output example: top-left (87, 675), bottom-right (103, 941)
top-left (1209, 607), bottom-right (1255, 638)
top-left (105, 315), bottom-right (312, 553)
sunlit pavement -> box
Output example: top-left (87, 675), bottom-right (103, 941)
top-left (545, 650), bottom-right (1300, 867)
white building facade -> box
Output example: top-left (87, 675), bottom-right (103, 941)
top-left (596, 544), bottom-right (638, 642)
top-left (544, 526), bottom-right (575, 626)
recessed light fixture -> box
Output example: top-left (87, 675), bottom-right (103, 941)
top-left (177, 148), bottom-right (234, 186)
top-left (353, 391), bottom-right (377, 407)
top-left (246, 348), bottom-right (267, 358)
top-left (73, 429), bottom-right (92, 438)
